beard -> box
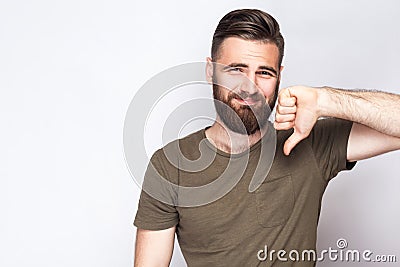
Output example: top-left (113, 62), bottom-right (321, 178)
top-left (212, 82), bottom-right (278, 135)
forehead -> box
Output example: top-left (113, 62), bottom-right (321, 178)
top-left (216, 37), bottom-right (280, 68)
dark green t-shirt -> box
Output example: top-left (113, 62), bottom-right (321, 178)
top-left (134, 118), bottom-right (355, 266)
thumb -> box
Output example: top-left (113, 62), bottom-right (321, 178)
top-left (283, 130), bottom-right (305, 156)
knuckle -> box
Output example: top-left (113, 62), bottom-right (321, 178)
top-left (275, 114), bottom-right (283, 122)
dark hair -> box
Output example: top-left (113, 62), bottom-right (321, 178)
top-left (211, 9), bottom-right (285, 66)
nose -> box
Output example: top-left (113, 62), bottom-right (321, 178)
top-left (238, 73), bottom-right (258, 95)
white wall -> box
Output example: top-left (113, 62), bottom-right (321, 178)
top-left (0, 1), bottom-right (399, 266)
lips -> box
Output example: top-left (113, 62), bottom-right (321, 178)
top-left (233, 97), bottom-right (257, 106)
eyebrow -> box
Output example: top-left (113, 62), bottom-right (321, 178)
top-left (222, 63), bottom-right (278, 76)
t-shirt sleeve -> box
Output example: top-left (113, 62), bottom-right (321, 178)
top-left (134, 149), bottom-right (179, 230)
top-left (309, 118), bottom-right (356, 182)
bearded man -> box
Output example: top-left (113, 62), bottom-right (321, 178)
top-left (133, 9), bottom-right (400, 266)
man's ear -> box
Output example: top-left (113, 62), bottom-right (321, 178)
top-left (205, 57), bottom-right (213, 84)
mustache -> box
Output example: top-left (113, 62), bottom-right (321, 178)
top-left (227, 91), bottom-right (265, 103)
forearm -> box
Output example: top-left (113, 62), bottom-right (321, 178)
top-left (318, 87), bottom-right (400, 137)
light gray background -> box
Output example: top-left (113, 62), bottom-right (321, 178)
top-left (1, 0), bottom-right (399, 266)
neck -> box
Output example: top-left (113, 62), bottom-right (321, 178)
top-left (205, 116), bottom-right (267, 154)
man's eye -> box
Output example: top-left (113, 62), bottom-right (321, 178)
top-left (259, 71), bottom-right (272, 76)
top-left (229, 67), bottom-right (242, 72)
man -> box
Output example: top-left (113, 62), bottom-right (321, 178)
top-left (133, 9), bottom-right (400, 266)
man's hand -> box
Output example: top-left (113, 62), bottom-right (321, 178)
top-left (274, 86), bottom-right (321, 156)
top-left (274, 85), bottom-right (400, 159)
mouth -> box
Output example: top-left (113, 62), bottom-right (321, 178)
top-left (233, 97), bottom-right (258, 106)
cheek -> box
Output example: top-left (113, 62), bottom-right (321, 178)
top-left (258, 79), bottom-right (278, 98)
top-left (214, 85), bottom-right (231, 101)
top-left (216, 73), bottom-right (247, 92)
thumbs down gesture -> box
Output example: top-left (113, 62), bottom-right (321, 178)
top-left (274, 86), bottom-right (321, 156)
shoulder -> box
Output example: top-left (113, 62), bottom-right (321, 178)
top-left (312, 117), bottom-right (353, 130)
top-left (151, 127), bottom-right (206, 164)
top-left (275, 118), bottom-right (353, 153)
